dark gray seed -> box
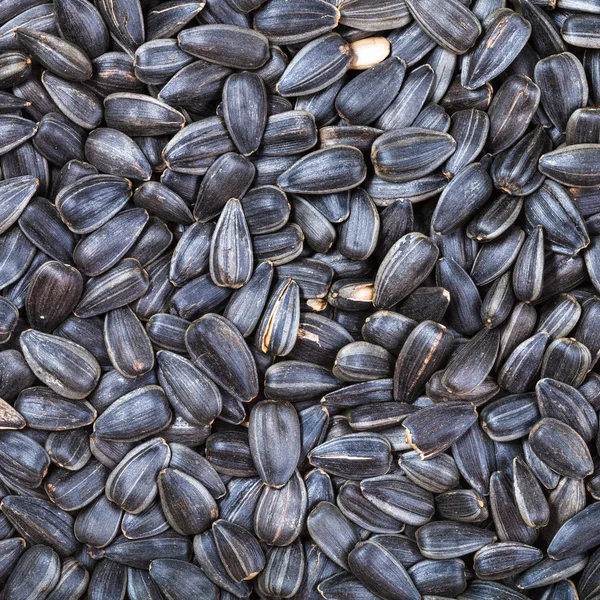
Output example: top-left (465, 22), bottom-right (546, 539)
top-left (318, 571), bottom-right (379, 600)
top-left (513, 226), bottom-right (544, 302)
top-left (403, 402), bottom-right (478, 459)
top-left (335, 58), bottom-right (406, 126)
top-left (372, 127), bottom-right (456, 183)
top-left (277, 33), bottom-right (353, 97)
top-left (399, 450), bottom-right (460, 493)
top-left (0, 176), bottom-right (37, 235)
top-left (0, 537), bottom-right (25, 584)
top-left (374, 233), bottom-right (439, 309)
top-left (194, 153), bottom-right (255, 222)
top-left (132, 254), bottom-right (174, 320)
top-left (470, 226), bottom-right (525, 286)
top-left (535, 52), bottom-right (588, 134)
top-left (322, 378), bottom-right (393, 409)
top-left (452, 422), bottom-right (496, 497)
top-left (536, 294), bottom-right (581, 339)
top-left (45, 556), bottom-right (89, 600)
top-left (1, 496), bottom-right (77, 556)
top-left (498, 332), bottom-right (550, 393)
top-left (240, 186), bottom-right (289, 235)
top-left (574, 298), bottom-right (600, 366)
top-left (579, 547), bottom-right (600, 600)
top-left (520, 0), bottom-right (566, 58)
top-left (396, 322), bottom-right (452, 400)
top-left (562, 13), bottom-right (600, 48)
top-left (89, 52), bottom-right (144, 97)
top-left (32, 112), bottom-right (86, 166)
top-left (20, 330), bottom-right (100, 399)
top-left (24, 261), bottom-right (82, 332)
top-left (87, 557), bottom-right (127, 600)
top-left (105, 438), bottom-right (171, 514)
top-left (0, 429), bottom-right (49, 487)
top-left (361, 474), bottom-right (434, 527)
top-left (460, 580), bottom-right (530, 600)
top-left (376, 199), bottom-right (414, 260)
top-left (308, 432), bottom-right (391, 479)
top-left (428, 46), bottom-right (458, 105)
top-left (481, 393), bottom-right (539, 441)
top-left (94, 0), bottom-right (143, 56)
top-left (19, 197), bottom-right (77, 263)
top-left (306, 469), bottom-right (335, 515)
top-left (306, 501), bottom-right (359, 570)
top-left (104, 306), bottom-right (154, 378)
top-left (257, 539), bottom-right (305, 598)
top-left (41, 72), bottom-right (103, 130)
top-left (14, 27), bottom-right (92, 81)
top-left (487, 75), bottom-right (540, 155)
top-left (525, 181), bottom-right (589, 255)
top-left (218, 477), bottom-right (263, 530)
top-left (492, 127), bottom-right (551, 196)
top-left (254, 0), bottom-right (339, 44)
top-left (104, 531), bottom-right (190, 569)
top-left (388, 20), bottom-right (436, 67)
top-left (336, 188), bottom-right (379, 260)
top-left (517, 555), bottom-right (588, 590)
top-left (290, 194), bottom-right (336, 253)
top-left (193, 531), bottom-right (252, 597)
top-left (541, 337), bottom-right (592, 387)
top-left (436, 257), bottom-right (482, 335)
top-left (293, 76), bottom-right (345, 129)
top-left (461, 9), bottom-right (532, 90)
top-left (254, 469), bottom-right (306, 545)
top-left (104, 93), bottom-right (185, 137)
top-left (45, 459), bottom-right (108, 511)
top-left (15, 387), bottom-right (95, 430)
top-left (298, 404), bottom-right (329, 462)
top-left (89, 435), bottom-right (135, 470)
top-left (159, 60), bottom-right (231, 112)
top-left (212, 519), bottom-right (265, 582)
top-left (74, 209), bottom-right (148, 277)
top-left (405, 0), bottom-right (480, 53)
top-left (220, 72), bottom-right (267, 156)
top-left (264, 360), bottom-right (342, 400)
top-left (169, 221), bottom-right (213, 287)
top-left (513, 455), bottom-right (550, 528)
top-left (523, 437), bottom-right (560, 491)
top-left (205, 432), bottom-right (256, 477)
top-left (416, 521), bottom-right (496, 560)
top-left (170, 273), bottom-right (231, 320)
top-left (375, 64), bottom-right (434, 131)
top-left (149, 558), bottom-right (219, 600)
top-left (535, 379), bottom-right (598, 441)
top-left (84, 128), bottom-right (151, 180)
top-left (333, 341), bottom-right (394, 382)
top-left (548, 500), bottom-right (600, 560)
top-left (248, 400), bottom-right (300, 488)
top-left (157, 351), bottom-right (221, 427)
top-left (362, 311), bottom-right (416, 355)
top-left (489, 471), bottom-right (538, 545)
top-left (0, 5), bottom-right (56, 53)
top-left (365, 172), bottom-right (448, 206)
top-left (348, 537), bottom-right (420, 600)
top-left (467, 193), bottom-right (523, 243)
top-left (157, 468), bottom-right (218, 535)
top-left (56, 174), bottom-right (132, 234)
top-left (1, 141), bottom-right (50, 197)
top-left (441, 76), bottom-right (493, 115)
top-left (277, 258), bottom-right (333, 300)
top-left (338, 0), bottom-right (411, 30)
top-left (146, 1), bottom-right (202, 39)
top-left (349, 401), bottom-right (416, 432)
top-left (277, 145), bottom-right (366, 194)
top-left (474, 542), bottom-right (543, 581)
top-left (529, 417), bottom-right (593, 478)
top-left (432, 164), bottom-right (492, 235)
top-left (540, 144), bottom-right (600, 187)
top-left (53, 0), bottom-right (108, 59)
top-left (46, 429), bottom-right (91, 471)
top-left (441, 327), bottom-right (500, 395)
top-left (133, 39), bottom-right (193, 86)
top-left (74, 494), bottom-right (122, 548)
top-left (0, 114), bottom-right (36, 154)
top-left (185, 313), bottom-right (258, 402)
top-left (566, 107), bottom-right (600, 145)
top-left (169, 444), bottom-right (225, 500)
top-left (1, 544), bottom-right (60, 600)
top-left (75, 258), bottom-right (149, 318)
top-left (209, 197), bottom-right (253, 289)
top-left (162, 116), bottom-right (235, 175)
top-left (480, 270), bottom-right (515, 328)
top-left (435, 488), bottom-right (488, 523)
top-left (178, 24), bottom-right (268, 69)
top-left (94, 385), bottom-right (170, 442)
top-left (327, 278), bottom-right (373, 312)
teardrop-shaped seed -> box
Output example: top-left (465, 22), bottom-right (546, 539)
top-left (540, 144), bottom-right (600, 188)
top-left (185, 314), bottom-right (258, 402)
top-left (276, 33), bottom-right (353, 97)
top-left (149, 559), bottom-right (218, 600)
top-left (1, 544), bottom-right (60, 600)
top-left (0, 176), bottom-right (37, 235)
top-left (25, 261), bottom-right (83, 332)
top-left (75, 258), bottom-right (149, 318)
top-left (53, 0), bottom-right (109, 59)
top-left (474, 542), bottom-right (543, 581)
top-left (529, 417), bottom-right (594, 478)
top-left (416, 521), bottom-right (496, 560)
top-left (106, 438), bottom-right (171, 514)
top-left (209, 198), bottom-right (253, 289)
top-left (461, 9), bottom-right (532, 90)
top-left (0, 115), bottom-right (37, 155)
top-left (14, 28), bottom-right (92, 81)
top-left (1, 496), bottom-right (77, 556)
top-left (513, 455), bottom-right (550, 528)
top-left (104, 531), bottom-right (190, 569)
top-left (277, 145), bottom-right (366, 194)
top-left (20, 330), bottom-right (100, 399)
top-left (222, 72), bottom-right (267, 156)
top-left (212, 519), bottom-right (265, 582)
top-left (372, 127), bottom-right (456, 183)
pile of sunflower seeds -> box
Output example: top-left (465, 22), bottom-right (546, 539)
top-left (3, 0), bottom-right (600, 597)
